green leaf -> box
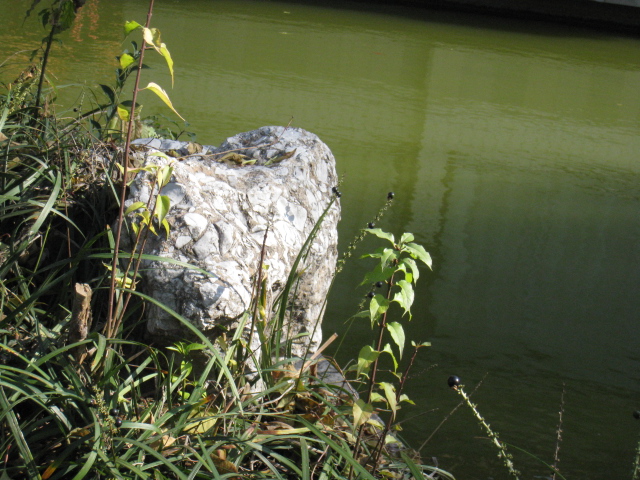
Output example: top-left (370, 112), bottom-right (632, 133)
top-left (366, 227), bottom-right (395, 244)
top-left (369, 294), bottom-right (389, 326)
top-left (157, 165), bottom-right (174, 189)
top-left (142, 82), bottom-right (185, 120)
top-left (392, 279), bottom-right (414, 318)
top-left (399, 257), bottom-right (419, 284)
top-left (356, 345), bottom-right (379, 378)
top-left (0, 387), bottom-right (41, 480)
top-left (387, 322), bottom-right (405, 360)
top-left (124, 20), bottom-right (142, 37)
top-left (360, 262), bottom-right (395, 287)
top-left (400, 450), bottom-right (427, 480)
top-left (370, 392), bottom-right (385, 403)
top-left (185, 342), bottom-right (206, 354)
top-left (379, 382), bottom-right (397, 414)
top-left (119, 53), bottom-right (135, 70)
top-left (39, 9), bottom-right (50, 29)
top-left (154, 195), bottom-right (171, 226)
top-left (99, 84), bottom-right (115, 104)
top-left (382, 343), bottom-right (398, 372)
top-left (399, 394), bottom-right (415, 405)
top-left (403, 242), bottom-right (432, 269)
top-left (400, 232), bottom-right (414, 244)
top-left (361, 246), bottom-right (387, 259)
top-left (57, 0), bottom-right (76, 32)
top-left (124, 201), bottom-right (146, 215)
top-left (353, 399), bottom-right (374, 428)
top-left (161, 219), bottom-right (170, 238)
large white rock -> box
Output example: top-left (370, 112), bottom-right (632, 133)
top-left (124, 127), bottom-right (340, 356)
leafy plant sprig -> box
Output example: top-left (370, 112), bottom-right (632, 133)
top-left (350, 226), bottom-right (432, 472)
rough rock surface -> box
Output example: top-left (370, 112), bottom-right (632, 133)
top-left (124, 126), bottom-right (340, 356)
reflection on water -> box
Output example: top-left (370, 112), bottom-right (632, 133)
top-left (2, 0), bottom-right (640, 477)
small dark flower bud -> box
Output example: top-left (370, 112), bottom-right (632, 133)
top-left (387, 191), bottom-right (395, 200)
top-left (447, 375), bottom-right (461, 388)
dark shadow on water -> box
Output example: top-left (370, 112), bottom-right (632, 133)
top-left (275, 0), bottom-right (640, 38)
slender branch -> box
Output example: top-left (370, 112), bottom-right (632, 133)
top-left (105, 0), bottom-right (155, 338)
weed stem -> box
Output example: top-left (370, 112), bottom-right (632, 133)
top-left (454, 384), bottom-right (521, 479)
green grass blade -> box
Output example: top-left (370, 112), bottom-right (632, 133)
top-left (295, 416), bottom-right (377, 480)
top-left (300, 437), bottom-right (310, 480)
top-left (273, 197), bottom-right (336, 358)
top-left (121, 289), bottom-right (243, 411)
top-left (0, 386), bottom-right (42, 480)
top-left (115, 436), bottom-right (188, 479)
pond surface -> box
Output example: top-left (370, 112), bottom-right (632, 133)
top-left (2, 0), bottom-right (640, 478)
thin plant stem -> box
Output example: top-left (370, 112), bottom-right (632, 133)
top-left (35, 18), bottom-right (56, 111)
top-left (551, 382), bottom-right (565, 480)
top-left (370, 343), bottom-right (422, 468)
top-left (352, 269), bottom-right (396, 472)
top-left (633, 432), bottom-right (640, 480)
top-left (454, 383), bottom-right (521, 479)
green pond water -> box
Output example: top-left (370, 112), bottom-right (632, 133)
top-left (2, 0), bottom-right (640, 478)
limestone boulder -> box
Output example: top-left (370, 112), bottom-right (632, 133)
top-left (124, 126), bottom-right (340, 356)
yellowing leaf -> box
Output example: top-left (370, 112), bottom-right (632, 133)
top-left (119, 53), bottom-right (135, 70)
top-left (158, 43), bottom-right (174, 87)
top-left (186, 142), bottom-right (203, 155)
top-left (142, 27), bottom-right (157, 47)
top-left (356, 345), bottom-right (379, 378)
top-left (150, 434), bottom-right (176, 451)
top-left (116, 104), bottom-right (130, 122)
top-left (142, 82), bottom-right (184, 120)
top-left (379, 381), bottom-right (397, 414)
top-left (210, 452), bottom-right (239, 474)
top-left (353, 399), bottom-right (373, 428)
